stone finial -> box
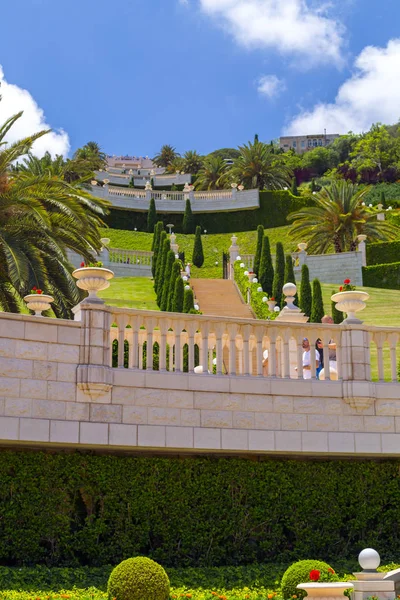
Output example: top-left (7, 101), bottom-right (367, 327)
top-left (275, 282), bottom-right (309, 323)
top-left (358, 548), bottom-right (380, 572)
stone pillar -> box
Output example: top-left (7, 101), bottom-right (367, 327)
top-left (357, 234), bottom-right (367, 267)
top-left (229, 235), bottom-right (239, 280)
top-left (377, 203), bottom-right (385, 221)
top-left (350, 548), bottom-right (396, 600)
top-left (145, 181), bottom-right (152, 202)
top-left (170, 232), bottom-right (179, 255)
top-left (189, 189), bottom-right (195, 204)
top-left (275, 283), bottom-right (309, 323)
top-left (72, 303), bottom-right (113, 401)
top-left (297, 242), bottom-right (308, 266)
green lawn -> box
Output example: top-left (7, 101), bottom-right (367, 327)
top-left (98, 277), bottom-right (158, 311)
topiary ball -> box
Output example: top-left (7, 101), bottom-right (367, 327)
top-left (280, 559), bottom-right (335, 599)
top-left (107, 556), bottom-right (170, 600)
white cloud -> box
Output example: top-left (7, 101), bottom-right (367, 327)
top-left (257, 74), bottom-right (286, 98)
top-left (0, 65), bottom-right (70, 157)
top-left (286, 39), bottom-right (400, 135)
top-left (198, 0), bottom-right (344, 66)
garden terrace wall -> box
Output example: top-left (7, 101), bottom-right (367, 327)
top-left (0, 304), bottom-right (399, 458)
top-left (103, 190), bottom-right (315, 233)
top-left (362, 262), bottom-right (400, 289)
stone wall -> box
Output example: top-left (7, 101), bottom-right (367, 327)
top-left (0, 306), bottom-right (399, 457)
top-left (294, 250), bottom-right (364, 286)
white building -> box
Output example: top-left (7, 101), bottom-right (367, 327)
top-left (279, 133), bottom-right (339, 154)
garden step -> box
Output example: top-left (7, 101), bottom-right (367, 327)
top-left (190, 279), bottom-right (255, 319)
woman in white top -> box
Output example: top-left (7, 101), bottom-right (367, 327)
top-left (302, 337), bottom-right (320, 379)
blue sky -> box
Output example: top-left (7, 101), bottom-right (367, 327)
top-left (1, 0), bottom-right (400, 157)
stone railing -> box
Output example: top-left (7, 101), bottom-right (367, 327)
top-left (108, 248), bottom-right (153, 266)
top-left (92, 185), bottom-right (260, 213)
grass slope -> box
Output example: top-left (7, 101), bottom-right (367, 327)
top-left (98, 277), bottom-right (158, 311)
top-left (100, 226), bottom-right (294, 280)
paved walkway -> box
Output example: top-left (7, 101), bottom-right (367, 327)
top-left (190, 279), bottom-right (255, 319)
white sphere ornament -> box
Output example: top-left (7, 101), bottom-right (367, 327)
top-left (257, 287), bottom-right (263, 293)
top-left (358, 548), bottom-right (380, 571)
top-left (236, 256), bottom-right (241, 261)
top-left (262, 296), bottom-right (268, 303)
top-left (244, 270), bottom-right (249, 276)
top-left (182, 276), bottom-right (188, 282)
top-left (240, 263), bottom-right (245, 268)
top-left (194, 304), bottom-right (199, 311)
top-left (252, 277), bottom-right (258, 283)
top-left (283, 282), bottom-right (297, 297)
top-left (212, 357), bottom-right (217, 365)
top-left (274, 306), bottom-right (280, 313)
top-left (263, 349), bottom-right (269, 360)
top-left (185, 285), bottom-right (190, 290)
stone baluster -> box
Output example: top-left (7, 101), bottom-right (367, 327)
top-left (282, 330), bottom-right (290, 379)
top-left (357, 234), bottom-right (367, 267)
top-left (321, 331), bottom-right (332, 380)
top-left (146, 319), bottom-right (155, 371)
top-left (255, 328), bottom-right (263, 376)
top-left (242, 324), bottom-right (252, 375)
top-left (268, 334), bottom-right (277, 377)
top-left (117, 320), bottom-right (126, 368)
top-left (228, 235), bottom-right (239, 280)
top-left (215, 323), bottom-right (225, 375)
top-left (388, 333), bottom-right (399, 381)
top-left (159, 322), bottom-right (168, 372)
top-left (228, 324), bottom-right (238, 375)
top-left (296, 336), bottom-right (303, 379)
top-left (130, 317), bottom-right (138, 368)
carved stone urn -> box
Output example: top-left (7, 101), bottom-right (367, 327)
top-left (72, 267), bottom-right (114, 303)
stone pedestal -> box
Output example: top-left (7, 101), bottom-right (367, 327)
top-left (352, 572), bottom-right (395, 600)
top-left (275, 282), bottom-right (309, 323)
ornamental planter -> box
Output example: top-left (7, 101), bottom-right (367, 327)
top-left (24, 293), bottom-right (54, 316)
top-left (331, 290), bottom-right (369, 324)
top-left (297, 582), bottom-right (353, 600)
top-left (267, 300), bottom-right (277, 311)
top-left (72, 267), bottom-right (114, 303)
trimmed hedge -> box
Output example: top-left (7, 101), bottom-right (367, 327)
top-left (362, 262), bottom-right (400, 289)
top-left (107, 557), bottom-right (170, 600)
top-left (2, 450), bottom-right (400, 568)
top-left (280, 560), bottom-right (336, 599)
top-left (366, 241), bottom-right (400, 266)
top-left (105, 191), bottom-right (314, 234)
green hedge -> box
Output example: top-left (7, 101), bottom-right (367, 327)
top-left (234, 262), bottom-right (276, 319)
top-left (362, 262), bottom-right (400, 289)
top-left (2, 450), bottom-right (400, 568)
top-left (366, 241), bottom-right (400, 265)
top-left (105, 191), bottom-right (314, 234)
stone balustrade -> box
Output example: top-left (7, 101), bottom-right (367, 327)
top-left (108, 248), bottom-right (153, 266)
top-left (0, 300), bottom-right (399, 456)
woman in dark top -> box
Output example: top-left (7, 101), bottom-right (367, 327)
top-left (316, 338), bottom-right (323, 379)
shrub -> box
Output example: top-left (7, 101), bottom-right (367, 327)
top-left (192, 226), bottom-right (204, 267)
top-left (182, 198), bottom-right (195, 234)
top-left (259, 236), bottom-right (274, 296)
top-left (362, 262), bottom-right (400, 290)
top-left (167, 261), bottom-right (182, 312)
top-left (253, 224), bottom-right (264, 277)
top-left (310, 278), bottom-right (324, 323)
top-left (291, 177), bottom-right (299, 196)
top-left (107, 556), bottom-right (170, 600)
top-left (331, 289), bottom-right (343, 324)
top-left (272, 242), bottom-right (285, 307)
top-left (156, 238), bottom-right (170, 305)
top-left (284, 254), bottom-right (298, 306)
top-left (173, 276), bottom-right (184, 312)
top-left (147, 198), bottom-right (157, 233)
top-left (160, 251), bottom-right (176, 311)
top-left (280, 559), bottom-right (335, 600)
top-left (183, 287), bottom-right (195, 313)
top-left (366, 241), bottom-right (400, 266)
top-left (154, 231), bottom-right (167, 293)
top-left (300, 264), bottom-right (312, 318)
top-left (151, 222), bottom-right (164, 278)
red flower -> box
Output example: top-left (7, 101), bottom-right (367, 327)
top-left (37, 289), bottom-right (42, 294)
top-left (344, 278), bottom-right (351, 284)
top-left (339, 286), bottom-right (343, 291)
top-left (32, 286), bottom-right (37, 291)
top-left (310, 569), bottom-right (321, 581)
top-left (328, 568), bottom-right (335, 574)
top-left (270, 297), bottom-right (275, 301)
top-left (80, 261), bottom-right (85, 267)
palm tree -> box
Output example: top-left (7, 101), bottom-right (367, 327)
top-left (230, 139), bottom-right (292, 189)
top-left (195, 156), bottom-right (228, 190)
top-left (288, 180), bottom-right (397, 253)
top-left (165, 156), bottom-right (184, 174)
top-left (153, 144), bottom-right (179, 168)
top-left (0, 112), bottom-right (109, 317)
top-left (73, 141), bottom-right (106, 170)
top-left (181, 150), bottom-right (203, 175)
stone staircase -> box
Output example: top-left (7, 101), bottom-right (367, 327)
top-left (190, 279), bottom-right (255, 319)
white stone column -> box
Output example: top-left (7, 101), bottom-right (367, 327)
top-left (357, 234), bottom-right (367, 267)
top-left (350, 548), bottom-right (396, 600)
top-left (377, 203), bottom-right (385, 221)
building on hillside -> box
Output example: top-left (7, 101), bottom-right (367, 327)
top-left (107, 155), bottom-right (155, 169)
top-left (279, 133), bottom-right (339, 154)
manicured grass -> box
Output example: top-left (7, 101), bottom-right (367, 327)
top-left (98, 277), bottom-right (158, 311)
top-left (99, 226), bottom-right (294, 280)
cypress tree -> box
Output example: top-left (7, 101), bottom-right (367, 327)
top-left (310, 278), bottom-right (324, 323)
top-left (192, 225), bottom-right (204, 267)
top-left (331, 289), bottom-right (343, 324)
top-left (160, 250), bottom-right (175, 311)
top-left (300, 264), bottom-right (312, 318)
top-left (151, 221), bottom-right (163, 278)
top-left (284, 254), bottom-right (298, 306)
top-left (157, 238), bottom-right (171, 306)
top-left (173, 276), bottom-right (184, 313)
top-left (272, 242), bottom-right (285, 306)
top-left (311, 178), bottom-right (317, 193)
top-left (291, 177), bottom-right (298, 196)
top-left (167, 261), bottom-right (181, 312)
top-left (154, 230), bottom-right (167, 293)
top-left (259, 236), bottom-right (274, 296)
top-left (147, 197), bottom-right (157, 233)
top-left (182, 198), bottom-right (195, 234)
top-left (253, 224), bottom-right (264, 277)
top-left (183, 287), bottom-right (195, 313)
top-left (380, 190), bottom-right (387, 208)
